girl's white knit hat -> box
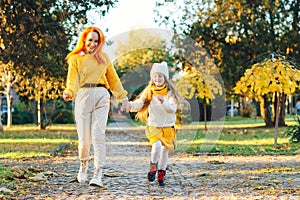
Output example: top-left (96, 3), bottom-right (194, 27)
top-left (150, 61), bottom-right (169, 79)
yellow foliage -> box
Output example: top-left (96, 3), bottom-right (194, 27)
top-left (234, 58), bottom-right (300, 98)
top-left (175, 66), bottom-right (223, 100)
top-left (15, 66), bottom-right (64, 102)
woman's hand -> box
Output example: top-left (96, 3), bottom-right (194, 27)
top-left (63, 93), bottom-right (72, 102)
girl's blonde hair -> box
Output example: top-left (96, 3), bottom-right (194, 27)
top-left (135, 75), bottom-right (190, 122)
top-left (66, 26), bottom-right (106, 64)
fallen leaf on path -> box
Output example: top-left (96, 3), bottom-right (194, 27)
top-left (247, 176), bottom-right (261, 180)
top-left (29, 173), bottom-right (47, 181)
top-left (11, 166), bottom-right (30, 179)
top-left (19, 190), bottom-right (27, 195)
top-left (43, 171), bottom-right (58, 176)
top-left (0, 187), bottom-right (13, 194)
top-left (104, 173), bottom-right (123, 177)
top-left (69, 177), bottom-right (78, 183)
top-left (196, 172), bottom-right (209, 177)
top-left (208, 160), bottom-right (225, 164)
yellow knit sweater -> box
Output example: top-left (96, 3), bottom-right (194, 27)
top-left (63, 52), bottom-right (127, 101)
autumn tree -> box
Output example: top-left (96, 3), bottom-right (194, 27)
top-left (154, 0), bottom-right (300, 99)
top-left (173, 36), bottom-right (225, 129)
top-left (0, 61), bottom-right (20, 127)
top-left (0, 0), bottom-right (117, 128)
top-left (16, 67), bottom-right (65, 129)
top-left (234, 55), bottom-right (300, 147)
top-left (0, 0), bottom-right (118, 71)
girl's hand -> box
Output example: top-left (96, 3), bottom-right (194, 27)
top-left (157, 95), bottom-right (164, 104)
top-left (121, 100), bottom-right (131, 112)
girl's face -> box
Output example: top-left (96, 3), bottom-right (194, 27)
top-left (85, 31), bottom-right (99, 54)
top-left (152, 73), bottom-right (165, 87)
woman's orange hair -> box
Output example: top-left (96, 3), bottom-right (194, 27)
top-left (66, 26), bottom-right (106, 64)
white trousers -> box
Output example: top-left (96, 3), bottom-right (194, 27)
top-left (74, 87), bottom-right (110, 169)
top-left (150, 140), bottom-right (169, 170)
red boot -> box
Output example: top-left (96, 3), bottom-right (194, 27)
top-left (147, 162), bottom-right (157, 182)
top-left (157, 170), bottom-right (166, 186)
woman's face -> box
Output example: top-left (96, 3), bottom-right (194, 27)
top-left (85, 31), bottom-right (99, 54)
top-left (152, 73), bottom-right (165, 87)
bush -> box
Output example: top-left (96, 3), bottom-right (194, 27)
top-left (13, 111), bottom-right (34, 124)
top-left (52, 109), bottom-right (74, 124)
top-left (240, 106), bottom-right (254, 118)
top-left (285, 115), bottom-right (300, 143)
top-left (1, 103), bottom-right (34, 124)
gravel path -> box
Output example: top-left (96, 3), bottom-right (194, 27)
top-left (1, 121), bottom-right (299, 200)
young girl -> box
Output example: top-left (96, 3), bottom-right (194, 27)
top-left (123, 61), bottom-right (189, 186)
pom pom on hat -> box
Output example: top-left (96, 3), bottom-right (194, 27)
top-left (150, 61), bottom-right (169, 79)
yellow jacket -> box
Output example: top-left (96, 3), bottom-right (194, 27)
top-left (63, 52), bottom-right (127, 101)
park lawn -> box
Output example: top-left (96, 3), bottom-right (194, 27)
top-left (174, 114), bottom-right (299, 154)
top-left (0, 129), bottom-right (77, 159)
top-left (176, 127), bottom-right (299, 155)
top-left (184, 114), bottom-right (298, 129)
top-left (0, 120), bottom-right (298, 158)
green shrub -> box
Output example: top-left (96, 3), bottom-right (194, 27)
top-left (285, 115), bottom-right (300, 143)
top-left (12, 111), bottom-right (34, 124)
top-left (1, 108), bottom-right (34, 124)
top-left (52, 109), bottom-right (74, 124)
top-left (240, 106), bottom-right (254, 117)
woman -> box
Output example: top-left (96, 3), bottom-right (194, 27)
top-left (63, 26), bottom-right (129, 187)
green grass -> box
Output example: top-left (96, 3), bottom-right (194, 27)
top-left (0, 130), bottom-right (77, 159)
top-left (223, 114), bottom-right (297, 124)
top-left (186, 114), bottom-right (297, 129)
top-left (0, 167), bottom-right (13, 185)
top-left (176, 127), bottom-right (299, 155)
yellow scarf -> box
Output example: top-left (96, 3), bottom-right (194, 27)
top-left (151, 84), bottom-right (168, 96)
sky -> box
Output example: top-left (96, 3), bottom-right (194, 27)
top-left (93, 0), bottom-right (160, 39)
top-left (86, 0), bottom-right (175, 59)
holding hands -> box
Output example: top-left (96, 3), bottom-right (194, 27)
top-left (121, 100), bottom-right (131, 112)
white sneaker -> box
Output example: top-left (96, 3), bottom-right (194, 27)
top-left (77, 160), bottom-right (88, 183)
top-left (89, 168), bottom-right (103, 187)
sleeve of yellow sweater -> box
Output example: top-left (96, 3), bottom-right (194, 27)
top-left (105, 58), bottom-right (128, 101)
top-left (63, 55), bottom-right (79, 99)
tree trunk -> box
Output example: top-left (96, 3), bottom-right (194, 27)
top-left (274, 92), bottom-right (281, 148)
top-left (6, 84), bottom-right (13, 127)
top-left (41, 101), bottom-right (49, 130)
top-left (37, 100), bottom-right (48, 130)
top-left (37, 99), bottom-right (42, 130)
top-left (274, 92), bottom-right (286, 127)
top-left (0, 98), bottom-right (3, 132)
top-left (204, 102), bottom-right (207, 131)
top-left (262, 94), bottom-right (273, 127)
top-left (279, 93), bottom-right (286, 126)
